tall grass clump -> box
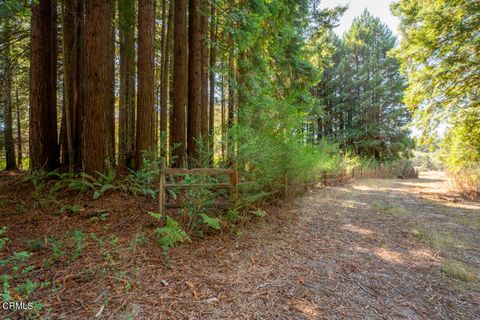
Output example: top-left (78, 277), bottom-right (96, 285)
top-left (439, 118), bottom-right (480, 200)
top-left (448, 164), bottom-right (480, 200)
top-left (358, 158), bottom-right (418, 179)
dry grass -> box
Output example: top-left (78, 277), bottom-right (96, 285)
top-left (409, 226), bottom-right (464, 252)
top-left (441, 260), bottom-right (480, 291)
top-left (371, 201), bottom-right (409, 216)
top-left (450, 166), bottom-right (480, 200)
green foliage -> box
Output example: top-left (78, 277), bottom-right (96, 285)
top-left (89, 212), bottom-right (109, 223)
top-left (92, 171), bottom-right (117, 199)
top-left (253, 209), bottom-right (267, 218)
top-left (15, 279), bottom-right (39, 299)
top-left (66, 204), bottom-right (81, 214)
top-left (71, 230), bottom-right (85, 261)
top-left (412, 150), bottom-right (442, 171)
top-left (47, 170), bottom-right (117, 200)
top-left (392, 0), bottom-right (480, 193)
top-left (226, 209), bottom-right (239, 224)
top-left (0, 247), bottom-right (39, 304)
top-left (392, 0), bottom-right (480, 143)
top-left (0, 227), bottom-right (7, 250)
top-left (23, 170), bottom-right (48, 189)
top-left (199, 213), bottom-right (221, 230)
top-left (127, 151), bottom-right (160, 197)
top-left (129, 232), bottom-right (149, 250)
top-left (236, 128), bottom-right (347, 204)
top-left (0, 0), bottom-right (32, 17)
top-left (314, 10), bottom-right (413, 160)
top-left (43, 238), bottom-right (64, 268)
top-left (154, 217), bottom-right (190, 250)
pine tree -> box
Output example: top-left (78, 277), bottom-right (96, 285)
top-left (315, 10), bottom-right (412, 159)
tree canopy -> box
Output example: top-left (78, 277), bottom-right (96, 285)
top-left (392, 0), bottom-right (480, 171)
top-left (313, 10), bottom-right (413, 160)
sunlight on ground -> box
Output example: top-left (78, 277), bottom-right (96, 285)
top-left (373, 248), bottom-right (404, 264)
top-left (340, 199), bottom-right (365, 209)
top-left (289, 299), bottom-right (323, 319)
top-left (408, 248), bottom-right (439, 262)
top-left (342, 223), bottom-right (374, 235)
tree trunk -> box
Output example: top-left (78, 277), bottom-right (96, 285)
top-left (209, 2), bottom-right (216, 161)
top-left (16, 88), bottom-right (22, 169)
top-left (2, 23), bottom-right (16, 170)
top-left (136, 0), bottom-right (156, 169)
top-left (83, 0), bottom-right (115, 175)
top-left (160, 0), bottom-right (171, 145)
top-left (227, 49), bottom-right (235, 163)
top-left (29, 0), bottom-right (59, 171)
top-left (200, 0), bottom-right (209, 144)
top-left (220, 61), bottom-right (226, 162)
top-left (188, 0), bottom-right (203, 164)
top-left (118, 0), bottom-right (136, 168)
top-left (171, 0), bottom-right (188, 167)
top-left (61, 0), bottom-right (84, 172)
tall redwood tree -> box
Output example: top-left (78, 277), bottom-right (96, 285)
top-left (188, 0), bottom-right (202, 163)
top-left (29, 0), bottom-right (59, 171)
top-left (171, 0), bottom-right (188, 167)
top-left (136, 0), bottom-right (156, 168)
top-left (83, 0), bottom-right (115, 175)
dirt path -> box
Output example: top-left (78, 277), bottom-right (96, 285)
top-left (127, 172), bottom-right (479, 319)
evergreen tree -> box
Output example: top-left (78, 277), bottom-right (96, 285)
top-left (29, 0), bottom-right (59, 171)
top-left (83, 0), bottom-right (115, 175)
top-left (136, 0), bottom-right (156, 168)
top-left (316, 10), bottom-right (413, 160)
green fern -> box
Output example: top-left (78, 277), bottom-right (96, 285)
top-left (0, 227), bottom-right (8, 250)
top-left (154, 217), bottom-right (189, 250)
top-left (200, 213), bottom-right (221, 230)
top-left (226, 209), bottom-right (239, 223)
top-left (68, 179), bottom-right (95, 191)
top-left (93, 184), bottom-right (116, 200)
top-left (145, 211), bottom-right (163, 220)
top-left (253, 209), bottom-right (267, 218)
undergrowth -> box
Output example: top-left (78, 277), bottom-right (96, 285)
top-left (357, 158), bottom-right (418, 179)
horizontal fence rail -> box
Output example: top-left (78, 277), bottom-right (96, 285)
top-left (158, 159), bottom-right (238, 220)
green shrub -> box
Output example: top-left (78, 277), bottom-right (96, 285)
top-left (235, 126), bottom-right (348, 204)
top-left (152, 216), bottom-right (190, 250)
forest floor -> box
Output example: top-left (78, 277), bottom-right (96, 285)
top-left (1, 171), bottom-right (479, 319)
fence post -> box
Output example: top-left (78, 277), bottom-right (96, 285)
top-left (231, 161), bottom-right (239, 208)
top-left (352, 167), bottom-right (355, 179)
top-left (323, 171), bottom-right (327, 187)
top-left (159, 158), bottom-right (166, 221)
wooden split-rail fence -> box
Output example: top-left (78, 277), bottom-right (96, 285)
top-left (158, 159), bottom-right (239, 220)
top-left (158, 163), bottom-right (362, 219)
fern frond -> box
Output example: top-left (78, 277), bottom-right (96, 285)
top-left (154, 217), bottom-right (189, 249)
top-left (200, 213), bottom-right (221, 230)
